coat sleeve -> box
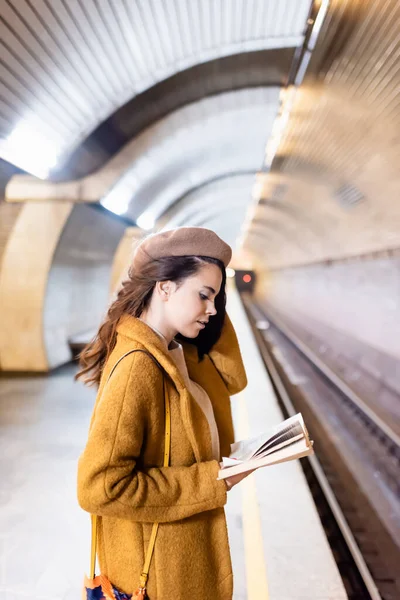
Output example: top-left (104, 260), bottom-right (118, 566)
top-left (208, 313), bottom-right (247, 395)
top-left (77, 352), bottom-right (227, 523)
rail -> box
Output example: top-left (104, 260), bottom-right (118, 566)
top-left (245, 299), bottom-right (383, 600)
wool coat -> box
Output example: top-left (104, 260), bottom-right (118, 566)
top-left (77, 313), bottom-right (247, 600)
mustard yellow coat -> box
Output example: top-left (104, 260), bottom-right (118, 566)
top-left (77, 314), bottom-right (247, 599)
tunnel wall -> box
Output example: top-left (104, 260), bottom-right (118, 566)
top-left (0, 201), bottom-right (23, 263)
top-left (0, 200), bottom-right (126, 372)
top-left (0, 202), bottom-right (73, 371)
top-left (109, 226), bottom-right (144, 295)
top-left (0, 161), bottom-right (23, 265)
top-left (256, 252), bottom-right (400, 393)
top-left (247, 0), bottom-right (400, 271)
top-left (44, 205), bottom-right (126, 369)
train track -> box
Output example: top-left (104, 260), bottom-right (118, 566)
top-left (242, 295), bottom-right (400, 600)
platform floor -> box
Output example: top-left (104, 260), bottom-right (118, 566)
top-left (0, 288), bottom-right (347, 600)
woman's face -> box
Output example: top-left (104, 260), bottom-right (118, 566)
top-left (166, 263), bottom-right (223, 339)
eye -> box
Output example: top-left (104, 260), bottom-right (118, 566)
top-left (199, 293), bottom-right (209, 301)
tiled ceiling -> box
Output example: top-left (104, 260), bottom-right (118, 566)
top-left (160, 173), bottom-right (257, 248)
top-left (117, 87), bottom-right (280, 225)
top-left (243, 0), bottom-right (400, 267)
top-left (0, 0), bottom-right (312, 169)
top-left (7, 87), bottom-right (280, 234)
top-left (60, 47), bottom-right (295, 179)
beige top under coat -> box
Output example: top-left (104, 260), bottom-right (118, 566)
top-left (168, 341), bottom-right (220, 461)
top-left (139, 319), bottom-right (220, 460)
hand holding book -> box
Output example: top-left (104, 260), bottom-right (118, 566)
top-left (218, 413), bottom-right (314, 481)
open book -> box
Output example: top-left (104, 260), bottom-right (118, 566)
top-left (217, 413), bottom-right (314, 480)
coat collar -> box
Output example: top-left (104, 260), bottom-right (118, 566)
top-left (116, 314), bottom-right (187, 390)
top-left (115, 314), bottom-right (203, 462)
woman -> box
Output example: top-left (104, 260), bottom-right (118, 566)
top-left (77, 227), bottom-right (248, 599)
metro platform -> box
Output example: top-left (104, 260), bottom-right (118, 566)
top-left (0, 286), bottom-right (346, 600)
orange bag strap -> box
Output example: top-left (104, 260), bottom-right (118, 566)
top-left (89, 349), bottom-right (171, 588)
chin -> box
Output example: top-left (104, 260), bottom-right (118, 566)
top-left (180, 331), bottom-right (199, 339)
top-left (178, 326), bottom-right (200, 339)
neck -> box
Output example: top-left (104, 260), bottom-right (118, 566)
top-left (140, 310), bottom-right (177, 346)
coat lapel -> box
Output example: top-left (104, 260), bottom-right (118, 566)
top-left (116, 315), bottom-right (203, 463)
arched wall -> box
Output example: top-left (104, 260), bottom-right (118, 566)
top-left (109, 227), bottom-right (144, 295)
top-left (256, 251), bottom-right (400, 395)
top-left (244, 1), bottom-right (400, 268)
top-left (0, 202), bottom-right (73, 371)
top-left (43, 205), bottom-right (126, 369)
top-left (0, 203), bottom-right (125, 371)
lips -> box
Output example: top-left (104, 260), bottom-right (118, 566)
top-left (197, 320), bottom-right (208, 327)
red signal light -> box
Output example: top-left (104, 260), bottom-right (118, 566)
top-left (243, 274), bottom-right (252, 283)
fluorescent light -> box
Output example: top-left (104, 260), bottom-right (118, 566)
top-left (237, 235), bottom-right (245, 249)
top-left (101, 171), bottom-right (138, 216)
top-left (1, 121), bottom-right (59, 179)
top-left (262, 2), bottom-right (331, 169)
top-left (137, 212), bottom-right (155, 231)
top-left (264, 85), bottom-right (298, 167)
top-left (252, 179), bottom-right (263, 200)
top-left (309, 0), bottom-right (330, 51)
top-left (101, 187), bottom-right (130, 215)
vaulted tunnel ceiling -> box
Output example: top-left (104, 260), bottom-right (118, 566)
top-left (5, 86), bottom-right (283, 239)
top-left (3, 0), bottom-right (399, 270)
top-left (0, 0), bottom-right (311, 171)
top-left (159, 173), bottom-right (257, 247)
top-left (1, 0), bottom-right (315, 259)
top-left (104, 86), bottom-right (281, 225)
top-left (243, 0), bottom-right (400, 268)
top-left (59, 47), bottom-right (296, 180)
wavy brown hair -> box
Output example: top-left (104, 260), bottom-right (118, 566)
top-left (75, 255), bottom-right (227, 386)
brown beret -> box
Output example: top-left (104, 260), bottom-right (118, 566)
top-left (133, 227), bottom-right (232, 269)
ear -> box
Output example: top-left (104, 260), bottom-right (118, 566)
top-left (157, 280), bottom-right (173, 300)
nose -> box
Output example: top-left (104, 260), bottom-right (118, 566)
top-left (206, 301), bottom-right (217, 316)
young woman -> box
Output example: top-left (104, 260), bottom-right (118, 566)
top-left (77, 227), bottom-right (248, 599)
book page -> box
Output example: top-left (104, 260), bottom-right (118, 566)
top-left (221, 433), bottom-right (304, 467)
top-left (229, 413), bottom-right (306, 461)
top-left (218, 438), bottom-right (313, 480)
top-left (254, 423), bottom-right (304, 456)
top-left (256, 432), bottom-right (304, 458)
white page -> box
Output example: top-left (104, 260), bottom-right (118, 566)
top-left (229, 413), bottom-right (305, 461)
top-left (218, 438), bottom-right (312, 480)
top-left (255, 432), bottom-right (304, 458)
